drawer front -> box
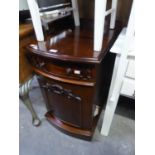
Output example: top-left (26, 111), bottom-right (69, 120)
top-left (27, 54), bottom-right (96, 82)
top-left (125, 60), bottom-right (135, 79)
top-left (38, 76), bottom-right (94, 128)
top-left (121, 78), bottom-right (135, 98)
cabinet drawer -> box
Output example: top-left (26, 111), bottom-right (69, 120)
top-left (28, 54), bottom-right (96, 82)
top-left (44, 61), bottom-right (96, 82)
top-left (121, 78), bottom-right (135, 97)
top-left (125, 59), bottom-right (135, 79)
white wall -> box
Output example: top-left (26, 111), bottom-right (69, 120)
top-left (19, 0), bottom-right (29, 11)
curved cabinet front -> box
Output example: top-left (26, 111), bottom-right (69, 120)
top-left (38, 75), bottom-right (95, 130)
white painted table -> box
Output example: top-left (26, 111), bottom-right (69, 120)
top-left (101, 27), bottom-right (135, 136)
top-left (110, 28), bottom-right (135, 98)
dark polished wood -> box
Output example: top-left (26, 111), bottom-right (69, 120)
top-left (27, 19), bottom-right (121, 64)
top-left (33, 66), bottom-right (95, 86)
top-left (19, 23), bottom-right (36, 84)
top-left (78, 0), bottom-right (132, 26)
top-left (26, 19), bottom-right (121, 140)
top-left (19, 23), bottom-right (34, 39)
top-left (45, 112), bottom-right (93, 140)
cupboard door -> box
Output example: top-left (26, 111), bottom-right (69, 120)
top-left (38, 75), bottom-right (94, 129)
top-left (46, 82), bottom-right (82, 127)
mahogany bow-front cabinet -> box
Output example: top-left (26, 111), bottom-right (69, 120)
top-left (26, 21), bottom-right (120, 140)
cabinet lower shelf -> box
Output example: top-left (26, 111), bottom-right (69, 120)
top-left (45, 111), bottom-right (101, 140)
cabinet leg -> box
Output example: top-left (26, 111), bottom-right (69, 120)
top-left (19, 77), bottom-right (41, 127)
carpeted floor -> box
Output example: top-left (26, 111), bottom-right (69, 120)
top-left (19, 77), bottom-right (135, 155)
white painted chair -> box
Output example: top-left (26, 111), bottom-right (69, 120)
top-left (39, 1), bottom-right (80, 31)
top-left (101, 1), bottom-right (135, 136)
top-left (94, 0), bottom-right (118, 51)
top-left (27, 0), bottom-right (80, 41)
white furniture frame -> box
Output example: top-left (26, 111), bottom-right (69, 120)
top-left (101, 1), bottom-right (135, 136)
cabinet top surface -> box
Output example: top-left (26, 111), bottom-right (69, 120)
top-left (27, 20), bottom-right (120, 64)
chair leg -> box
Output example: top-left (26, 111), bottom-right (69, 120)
top-left (101, 93), bottom-right (120, 136)
top-left (100, 55), bottom-right (120, 136)
top-left (71, 0), bottom-right (80, 26)
top-left (94, 0), bottom-right (107, 51)
top-left (27, 0), bottom-right (44, 41)
top-left (19, 77), bottom-right (41, 127)
top-left (110, 0), bottom-right (118, 29)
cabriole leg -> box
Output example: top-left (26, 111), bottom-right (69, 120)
top-left (19, 77), bottom-right (41, 126)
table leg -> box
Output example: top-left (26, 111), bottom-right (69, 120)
top-left (19, 77), bottom-right (41, 126)
top-left (101, 55), bottom-right (120, 136)
top-left (101, 94), bottom-right (120, 136)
